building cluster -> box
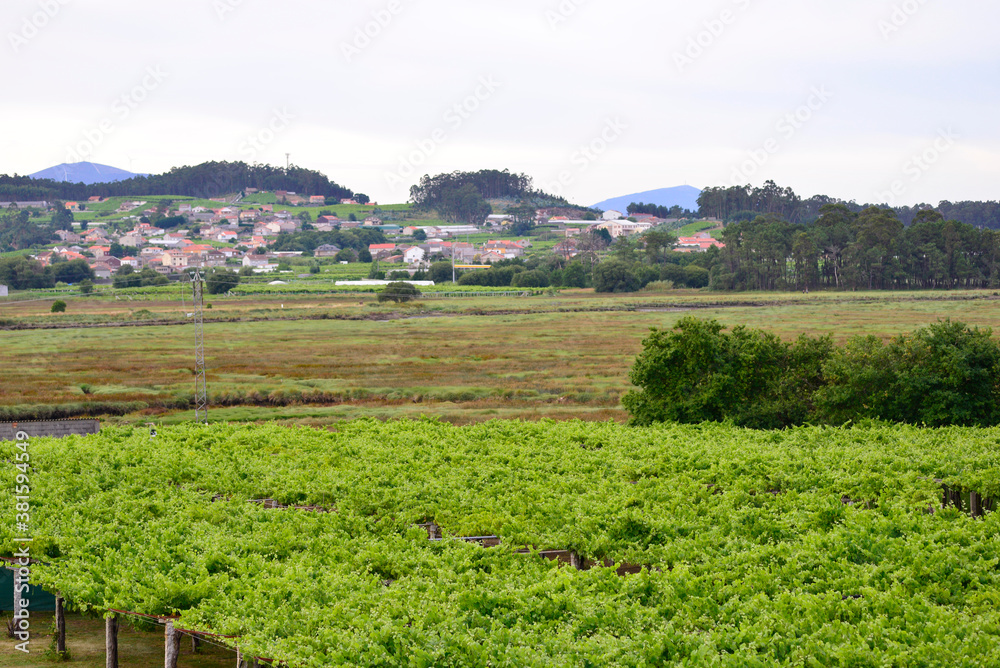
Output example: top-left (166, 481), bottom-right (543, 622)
top-left (367, 239), bottom-right (532, 269)
top-left (19, 194), bottom-right (723, 282)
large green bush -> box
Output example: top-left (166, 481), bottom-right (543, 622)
top-left (624, 317), bottom-right (1000, 428)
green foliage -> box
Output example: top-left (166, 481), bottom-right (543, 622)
top-left (511, 269), bottom-right (549, 288)
top-left (205, 268), bottom-right (240, 295)
top-left (558, 260), bottom-right (589, 288)
top-left (626, 317), bottom-right (1000, 428)
top-left (815, 320), bottom-right (1000, 427)
top-left (269, 229), bottom-right (386, 254)
top-left (593, 258), bottom-right (641, 293)
top-left (0, 256), bottom-right (53, 289)
top-left (8, 421), bottom-right (1000, 665)
top-left (50, 259), bottom-right (95, 285)
top-left (410, 169), bottom-right (535, 208)
top-left (377, 281), bottom-right (421, 303)
top-left (0, 161), bottom-right (359, 202)
top-left (114, 266), bottom-right (168, 288)
top-left (0, 208), bottom-right (52, 251)
top-left (50, 300), bottom-right (67, 313)
top-left (78, 279), bottom-right (94, 294)
top-left (428, 261), bottom-right (454, 284)
top-left (623, 317), bottom-right (829, 428)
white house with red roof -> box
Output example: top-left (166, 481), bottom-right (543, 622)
top-left (675, 232), bottom-right (725, 253)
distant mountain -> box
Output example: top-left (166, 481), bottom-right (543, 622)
top-left (592, 185), bottom-right (702, 214)
top-left (29, 162), bottom-right (147, 185)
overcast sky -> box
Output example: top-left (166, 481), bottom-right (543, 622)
top-left (2, 0), bottom-right (998, 207)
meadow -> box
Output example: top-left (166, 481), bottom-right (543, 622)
top-left (3, 288), bottom-right (1000, 426)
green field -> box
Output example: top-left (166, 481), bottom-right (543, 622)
top-left (4, 420), bottom-right (999, 666)
top-left (3, 289), bottom-right (1000, 425)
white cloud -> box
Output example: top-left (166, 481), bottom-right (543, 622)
top-left (1, 0), bottom-right (997, 206)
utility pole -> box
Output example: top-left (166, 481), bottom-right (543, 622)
top-left (191, 271), bottom-right (208, 423)
top-left (285, 153), bottom-right (291, 172)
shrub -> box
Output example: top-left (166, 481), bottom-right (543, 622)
top-left (78, 280), bottom-right (94, 294)
top-left (623, 317), bottom-right (832, 429)
top-left (205, 268), bottom-right (240, 295)
top-left (377, 282), bottom-right (421, 303)
top-left (593, 259), bottom-right (640, 293)
top-left (51, 300), bottom-right (67, 313)
top-left (814, 320), bottom-right (1000, 427)
top-left (511, 269), bottom-right (550, 288)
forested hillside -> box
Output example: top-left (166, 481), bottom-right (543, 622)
top-left (0, 162), bottom-right (361, 202)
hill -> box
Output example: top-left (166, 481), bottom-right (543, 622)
top-left (592, 185), bottom-right (702, 214)
top-left (29, 162), bottom-right (146, 185)
top-left (1, 161), bottom-right (361, 203)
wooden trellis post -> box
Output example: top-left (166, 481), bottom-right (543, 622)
top-left (55, 595), bottom-right (66, 655)
top-left (106, 614), bottom-right (119, 668)
top-left (164, 620), bottom-right (181, 668)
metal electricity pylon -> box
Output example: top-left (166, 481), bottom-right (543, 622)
top-left (191, 270), bottom-right (208, 423)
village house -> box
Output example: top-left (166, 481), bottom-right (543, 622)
top-left (554, 240), bottom-right (579, 259)
top-left (119, 234), bottom-right (145, 248)
top-left (480, 251), bottom-right (507, 264)
top-left (483, 240), bottom-right (527, 259)
top-left (675, 233), bottom-right (725, 253)
top-left (33, 251), bottom-right (55, 267)
top-left (593, 220), bottom-right (653, 238)
top-left (55, 230), bottom-right (82, 243)
top-left (242, 254), bottom-right (276, 272)
top-left (314, 244), bottom-right (342, 258)
top-left (309, 196), bottom-right (326, 206)
top-left (404, 246), bottom-right (426, 265)
top-left (161, 251), bottom-right (188, 270)
top-left (119, 256), bottom-right (140, 269)
top-left (91, 263), bottom-right (113, 280)
top-left (452, 243), bottom-right (478, 264)
top-left (369, 243), bottom-right (397, 260)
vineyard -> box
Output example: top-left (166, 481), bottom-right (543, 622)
top-left (4, 420), bottom-right (1000, 666)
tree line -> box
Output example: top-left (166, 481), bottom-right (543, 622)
top-left (697, 181), bottom-right (1000, 229)
top-left (624, 317), bottom-right (1000, 429)
top-left (626, 202), bottom-right (696, 219)
top-left (711, 205), bottom-right (1000, 291)
top-left (0, 162), bottom-right (362, 202)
